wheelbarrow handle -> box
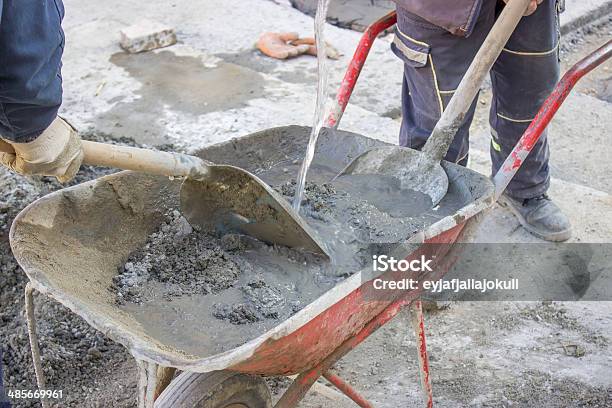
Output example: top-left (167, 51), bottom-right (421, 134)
top-left (0, 138), bottom-right (211, 179)
top-left (493, 38), bottom-right (612, 199)
top-left (326, 10), bottom-right (398, 128)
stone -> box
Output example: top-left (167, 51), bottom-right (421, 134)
top-left (119, 19), bottom-right (177, 54)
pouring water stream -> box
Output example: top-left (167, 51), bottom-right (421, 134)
top-left (292, 0), bottom-right (331, 212)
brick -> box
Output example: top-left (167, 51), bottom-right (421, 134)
top-left (119, 19), bottom-right (177, 54)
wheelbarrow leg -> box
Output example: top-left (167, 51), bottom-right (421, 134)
top-left (135, 361), bottom-right (176, 407)
top-left (24, 282), bottom-right (50, 408)
top-left (136, 359), bottom-right (160, 408)
top-left (322, 371), bottom-right (373, 408)
top-left (274, 298), bottom-right (411, 408)
top-left (410, 300), bottom-right (433, 408)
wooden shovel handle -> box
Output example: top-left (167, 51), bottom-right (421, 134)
top-left (422, 0), bottom-right (532, 162)
top-left (0, 139), bottom-right (211, 179)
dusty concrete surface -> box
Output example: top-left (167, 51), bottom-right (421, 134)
top-left (0, 0), bottom-right (611, 407)
top-left (560, 0), bottom-right (612, 34)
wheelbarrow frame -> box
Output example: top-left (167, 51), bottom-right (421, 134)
top-left (16, 9), bottom-right (612, 408)
top-left (274, 15), bottom-right (612, 407)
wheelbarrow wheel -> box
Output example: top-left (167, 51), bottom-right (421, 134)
top-left (154, 370), bottom-right (272, 408)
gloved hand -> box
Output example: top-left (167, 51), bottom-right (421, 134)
top-left (0, 117), bottom-right (84, 183)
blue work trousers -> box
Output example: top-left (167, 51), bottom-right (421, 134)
top-left (0, 0), bottom-right (65, 142)
top-left (393, 0), bottom-right (561, 199)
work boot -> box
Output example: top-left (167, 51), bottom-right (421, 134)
top-left (498, 193), bottom-right (572, 242)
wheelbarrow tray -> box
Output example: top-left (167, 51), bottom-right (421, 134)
top-left (10, 125), bottom-right (494, 376)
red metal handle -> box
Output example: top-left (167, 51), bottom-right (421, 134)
top-left (493, 39), bottom-right (612, 199)
top-left (326, 11), bottom-right (397, 128)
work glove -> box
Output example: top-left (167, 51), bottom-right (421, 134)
top-left (289, 37), bottom-right (341, 59)
top-left (257, 32), bottom-right (341, 60)
top-left (257, 32), bottom-right (311, 59)
top-left (0, 117), bottom-right (84, 183)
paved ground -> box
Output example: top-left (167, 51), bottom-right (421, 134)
top-left (289, 0), bottom-right (612, 33)
top-left (2, 0), bottom-right (611, 406)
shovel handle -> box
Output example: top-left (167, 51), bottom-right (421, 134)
top-left (422, 0), bottom-right (532, 162)
top-left (0, 139), bottom-right (211, 179)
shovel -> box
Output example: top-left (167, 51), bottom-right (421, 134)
top-left (337, 0), bottom-right (532, 206)
top-left (0, 139), bottom-right (329, 257)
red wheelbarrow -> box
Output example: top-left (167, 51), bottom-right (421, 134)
top-left (10, 11), bottom-right (612, 408)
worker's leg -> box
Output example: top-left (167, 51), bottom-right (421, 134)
top-left (491, 0), bottom-right (570, 241)
top-left (490, 0), bottom-right (560, 198)
top-left (0, 0), bottom-right (65, 142)
top-left (392, 1), bottom-right (496, 166)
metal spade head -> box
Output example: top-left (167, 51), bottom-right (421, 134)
top-left (180, 165), bottom-right (329, 258)
top-left (337, 146), bottom-right (448, 206)
top-left (336, 0), bottom-right (534, 207)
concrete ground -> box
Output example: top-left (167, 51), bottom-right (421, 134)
top-left (289, 0), bottom-right (612, 33)
top-left (7, 0), bottom-right (612, 406)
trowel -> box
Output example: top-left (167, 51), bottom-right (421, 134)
top-left (0, 139), bottom-right (330, 257)
top-left (337, 0), bottom-right (531, 206)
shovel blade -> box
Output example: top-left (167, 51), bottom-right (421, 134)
top-left (338, 146), bottom-right (449, 206)
top-left (180, 165), bottom-right (329, 258)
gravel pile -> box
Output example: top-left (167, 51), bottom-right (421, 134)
top-left (0, 133), bottom-right (162, 407)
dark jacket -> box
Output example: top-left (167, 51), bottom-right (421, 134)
top-left (394, 0), bottom-right (484, 37)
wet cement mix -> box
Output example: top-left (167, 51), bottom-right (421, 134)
top-left (113, 209), bottom-right (326, 324)
top-left (112, 161), bottom-right (439, 356)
